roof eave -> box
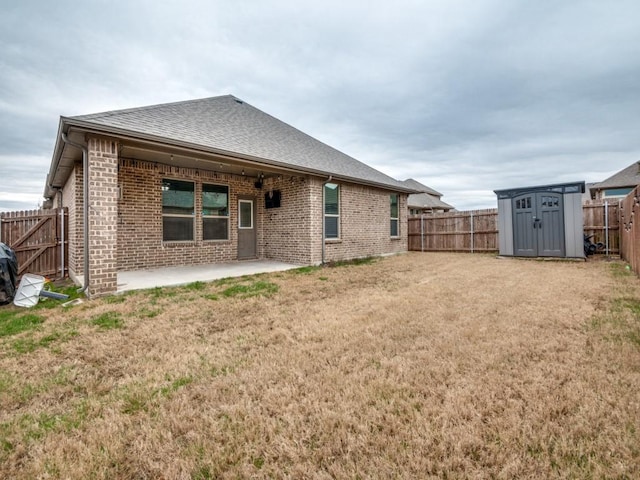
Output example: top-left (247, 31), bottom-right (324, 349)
top-left (43, 118), bottom-right (70, 199)
top-left (57, 118), bottom-right (416, 194)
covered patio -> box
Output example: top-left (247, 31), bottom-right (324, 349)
top-left (75, 260), bottom-right (301, 294)
top-left (117, 260), bottom-right (300, 293)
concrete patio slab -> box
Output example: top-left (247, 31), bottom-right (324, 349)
top-left (113, 260), bottom-right (301, 293)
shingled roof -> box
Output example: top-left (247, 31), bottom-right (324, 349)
top-left (400, 178), bottom-right (442, 197)
top-left (57, 95), bottom-right (412, 192)
top-left (592, 161), bottom-right (640, 190)
top-left (407, 192), bottom-right (454, 211)
top-left (399, 178), bottom-right (453, 211)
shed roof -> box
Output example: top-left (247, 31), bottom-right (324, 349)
top-left (50, 95), bottom-right (412, 194)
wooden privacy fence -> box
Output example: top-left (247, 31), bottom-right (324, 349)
top-left (408, 209), bottom-right (498, 252)
top-left (409, 201), bottom-right (620, 254)
top-left (583, 200), bottom-right (620, 255)
top-left (0, 208), bottom-right (68, 279)
top-left (620, 187), bottom-right (640, 273)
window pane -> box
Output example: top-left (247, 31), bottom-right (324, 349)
top-left (203, 217), bottom-right (228, 240)
top-left (325, 216), bottom-right (339, 239)
top-left (163, 216), bottom-right (193, 241)
top-left (604, 188), bottom-right (633, 197)
top-left (390, 219), bottom-right (399, 237)
top-left (390, 194), bottom-right (398, 218)
top-left (203, 184), bottom-right (229, 216)
top-left (162, 179), bottom-right (194, 215)
top-left (324, 183), bottom-right (339, 215)
top-left (239, 201), bottom-right (253, 228)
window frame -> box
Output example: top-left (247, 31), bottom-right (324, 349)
top-left (603, 187), bottom-right (633, 198)
top-left (202, 183), bottom-right (230, 241)
top-left (238, 199), bottom-right (254, 230)
top-left (324, 183), bottom-right (340, 240)
top-left (390, 193), bottom-right (400, 238)
top-left (161, 178), bottom-right (195, 242)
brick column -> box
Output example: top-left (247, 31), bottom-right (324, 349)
top-left (87, 136), bottom-right (118, 297)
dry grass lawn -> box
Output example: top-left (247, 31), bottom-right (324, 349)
top-left (1, 252), bottom-right (640, 479)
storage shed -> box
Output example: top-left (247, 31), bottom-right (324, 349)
top-left (494, 181), bottom-right (585, 258)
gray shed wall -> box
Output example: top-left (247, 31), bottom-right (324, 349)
top-left (497, 198), bottom-right (513, 256)
top-left (563, 191), bottom-right (584, 258)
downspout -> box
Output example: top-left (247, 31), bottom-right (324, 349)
top-left (321, 176), bottom-right (332, 264)
top-left (61, 133), bottom-right (89, 293)
top-left (60, 205), bottom-right (65, 279)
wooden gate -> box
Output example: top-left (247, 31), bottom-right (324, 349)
top-left (0, 208), bottom-right (68, 278)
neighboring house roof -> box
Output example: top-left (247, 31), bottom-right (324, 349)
top-left (407, 193), bottom-right (454, 211)
top-left (590, 161), bottom-right (640, 193)
top-left (400, 178), bottom-right (453, 211)
top-left (400, 178), bottom-right (442, 197)
top-left (45, 95), bottom-right (414, 198)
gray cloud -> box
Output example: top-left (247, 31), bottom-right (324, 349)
top-left (1, 0), bottom-right (640, 212)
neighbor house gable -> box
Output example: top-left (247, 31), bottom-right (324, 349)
top-left (589, 161), bottom-right (640, 200)
top-left (401, 178), bottom-right (454, 213)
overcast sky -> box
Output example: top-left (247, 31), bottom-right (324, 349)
top-left (1, 0), bottom-right (639, 212)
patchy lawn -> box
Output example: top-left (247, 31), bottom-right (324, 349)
top-left (0, 253), bottom-right (639, 479)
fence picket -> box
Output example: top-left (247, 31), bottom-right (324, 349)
top-left (0, 208), bottom-right (68, 278)
top-left (620, 188), bottom-right (640, 273)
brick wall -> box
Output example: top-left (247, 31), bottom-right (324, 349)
top-left (59, 146), bottom-right (408, 294)
top-left (117, 158), bottom-right (283, 270)
top-left (60, 163), bottom-right (83, 280)
top-left (261, 175), bottom-right (316, 264)
top-left (117, 159), bottom-right (407, 270)
top-left (318, 179), bottom-right (409, 263)
top-left (87, 137), bottom-right (118, 297)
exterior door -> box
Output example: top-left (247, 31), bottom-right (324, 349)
top-left (537, 193), bottom-right (564, 257)
top-left (512, 192), bottom-right (565, 257)
top-left (237, 198), bottom-right (256, 259)
top-left (513, 194), bottom-right (536, 257)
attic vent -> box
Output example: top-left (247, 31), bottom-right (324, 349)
top-left (234, 98), bottom-right (244, 105)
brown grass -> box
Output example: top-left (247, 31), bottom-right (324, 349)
top-left (1, 253), bottom-right (639, 479)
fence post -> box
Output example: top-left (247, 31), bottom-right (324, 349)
top-left (420, 214), bottom-right (424, 252)
top-left (470, 211), bottom-right (474, 253)
top-left (604, 201), bottom-right (609, 256)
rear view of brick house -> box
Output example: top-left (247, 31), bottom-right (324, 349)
top-left (43, 95), bottom-right (414, 297)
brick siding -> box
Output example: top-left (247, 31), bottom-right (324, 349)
top-left (261, 175), bottom-right (317, 264)
top-left (60, 163), bottom-right (83, 280)
top-left (117, 158), bottom-right (272, 270)
top-left (317, 179), bottom-right (409, 263)
top-left (59, 141), bottom-right (408, 295)
top-left (87, 137), bottom-right (118, 297)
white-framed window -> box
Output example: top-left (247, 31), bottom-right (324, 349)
top-left (238, 199), bottom-right (254, 229)
top-left (324, 183), bottom-right (340, 239)
top-left (202, 183), bottom-right (229, 240)
top-left (390, 193), bottom-right (399, 237)
top-left (162, 179), bottom-right (194, 241)
top-left (603, 187), bottom-right (633, 198)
